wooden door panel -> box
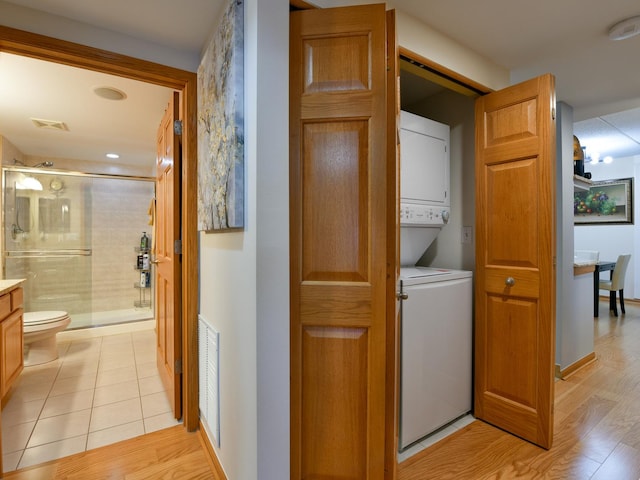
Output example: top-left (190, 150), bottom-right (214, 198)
top-left (290, 4), bottom-right (390, 479)
top-left (156, 92), bottom-right (182, 419)
top-left (301, 326), bottom-right (368, 479)
top-left (485, 159), bottom-right (538, 266)
top-left (302, 120), bottom-right (369, 282)
top-left (475, 74), bottom-right (556, 449)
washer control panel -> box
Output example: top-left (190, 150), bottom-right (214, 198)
top-left (400, 203), bottom-right (450, 226)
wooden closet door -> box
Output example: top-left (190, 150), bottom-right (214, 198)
top-left (290, 4), bottom-right (393, 479)
top-left (474, 74), bottom-right (556, 449)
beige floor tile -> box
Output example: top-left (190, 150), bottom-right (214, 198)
top-left (7, 382), bottom-right (52, 403)
top-left (20, 361), bottom-right (61, 380)
top-left (143, 412), bottom-right (182, 433)
top-left (132, 328), bottom-right (155, 341)
top-left (2, 397), bottom-right (45, 427)
top-left (28, 409), bottom-right (91, 447)
top-left (138, 375), bottom-right (165, 396)
top-left (96, 365), bottom-right (138, 387)
top-left (98, 352), bottom-right (136, 371)
top-left (89, 397), bottom-right (142, 432)
top-left (101, 332), bottom-right (133, 345)
top-left (65, 338), bottom-right (103, 355)
top-left (93, 380), bottom-right (140, 407)
top-left (41, 389), bottom-right (94, 418)
top-left (86, 420), bottom-right (145, 450)
top-left (141, 391), bottom-right (172, 418)
top-left (2, 450), bottom-right (22, 473)
top-left (49, 373), bottom-right (97, 397)
top-left (136, 361), bottom-right (159, 379)
top-left (1, 421), bottom-right (35, 453)
top-left (134, 348), bottom-right (156, 364)
top-left (57, 359), bottom-right (100, 380)
top-left (19, 435), bottom-right (87, 470)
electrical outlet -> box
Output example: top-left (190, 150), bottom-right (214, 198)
top-left (462, 226), bottom-right (473, 244)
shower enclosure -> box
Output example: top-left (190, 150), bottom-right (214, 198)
top-left (2, 167), bottom-right (155, 329)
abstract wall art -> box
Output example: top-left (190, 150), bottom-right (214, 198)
top-left (197, 0), bottom-right (244, 231)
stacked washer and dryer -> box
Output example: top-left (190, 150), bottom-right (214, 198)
top-left (398, 110), bottom-right (473, 451)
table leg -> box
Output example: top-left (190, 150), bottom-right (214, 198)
top-left (593, 268), bottom-right (599, 317)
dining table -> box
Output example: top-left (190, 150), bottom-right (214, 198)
top-left (593, 260), bottom-right (616, 317)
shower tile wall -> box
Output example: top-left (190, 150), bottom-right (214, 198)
top-left (90, 178), bottom-right (155, 315)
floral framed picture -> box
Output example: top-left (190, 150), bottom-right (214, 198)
top-left (574, 177), bottom-right (633, 225)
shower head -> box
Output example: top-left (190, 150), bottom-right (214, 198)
top-left (12, 159), bottom-right (54, 168)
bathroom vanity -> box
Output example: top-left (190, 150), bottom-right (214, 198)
top-left (0, 279), bottom-right (25, 403)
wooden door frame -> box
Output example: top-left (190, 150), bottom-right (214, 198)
top-left (0, 26), bottom-right (199, 431)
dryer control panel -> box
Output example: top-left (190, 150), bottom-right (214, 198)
top-left (400, 203), bottom-right (450, 226)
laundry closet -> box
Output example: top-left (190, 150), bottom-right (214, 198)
top-left (397, 60), bottom-right (478, 453)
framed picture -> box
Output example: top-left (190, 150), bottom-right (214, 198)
top-left (574, 177), bottom-right (633, 225)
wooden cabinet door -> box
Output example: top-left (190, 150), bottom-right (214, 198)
top-left (474, 74), bottom-right (556, 449)
top-left (290, 4), bottom-right (394, 479)
top-left (1, 309), bottom-right (24, 398)
top-left (156, 92), bottom-right (182, 419)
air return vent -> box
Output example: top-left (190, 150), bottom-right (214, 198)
top-left (31, 118), bottom-right (69, 131)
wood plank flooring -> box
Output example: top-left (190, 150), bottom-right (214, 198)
top-left (399, 298), bottom-right (640, 480)
top-left (5, 298), bottom-right (640, 479)
top-left (2, 426), bottom-right (219, 479)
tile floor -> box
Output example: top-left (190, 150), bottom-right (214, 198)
top-left (1, 320), bottom-right (181, 473)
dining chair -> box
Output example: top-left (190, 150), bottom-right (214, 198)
top-left (599, 253), bottom-right (632, 317)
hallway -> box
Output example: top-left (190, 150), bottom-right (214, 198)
top-left (2, 321), bottom-right (180, 473)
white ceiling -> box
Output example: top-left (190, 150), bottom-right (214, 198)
top-left (1, 0), bottom-right (640, 165)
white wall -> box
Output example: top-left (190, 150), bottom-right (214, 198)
top-left (574, 156), bottom-right (638, 299)
top-left (0, 1), bottom-right (199, 71)
top-left (406, 90), bottom-right (476, 271)
top-left (555, 102), bottom-right (593, 371)
top-left (312, 0), bottom-right (510, 92)
top-left (198, 1), bottom-right (290, 479)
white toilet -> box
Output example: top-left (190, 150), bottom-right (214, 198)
top-left (23, 311), bottom-right (71, 366)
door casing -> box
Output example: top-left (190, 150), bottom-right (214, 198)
top-left (0, 26), bottom-right (199, 431)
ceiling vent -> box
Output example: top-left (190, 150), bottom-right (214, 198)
top-left (31, 118), bottom-right (69, 131)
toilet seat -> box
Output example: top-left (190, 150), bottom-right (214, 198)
top-left (24, 310), bottom-right (70, 326)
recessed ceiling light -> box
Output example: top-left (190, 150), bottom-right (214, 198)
top-left (93, 86), bottom-right (127, 101)
top-left (106, 153), bottom-right (120, 159)
top-left (608, 15), bottom-right (640, 40)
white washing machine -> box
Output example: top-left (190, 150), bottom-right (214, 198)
top-left (398, 266), bottom-right (472, 450)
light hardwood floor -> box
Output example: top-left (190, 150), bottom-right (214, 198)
top-left (399, 298), bottom-right (640, 480)
top-left (5, 298), bottom-right (640, 479)
top-left (2, 426), bottom-right (218, 479)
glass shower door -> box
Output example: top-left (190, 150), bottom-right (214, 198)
top-left (3, 168), bottom-right (93, 317)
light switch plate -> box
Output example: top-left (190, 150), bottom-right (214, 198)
top-left (462, 226), bottom-right (473, 244)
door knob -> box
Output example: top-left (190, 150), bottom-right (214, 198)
top-left (396, 292), bottom-right (408, 300)
top-left (505, 277), bottom-right (515, 287)
top-left (150, 259), bottom-right (161, 265)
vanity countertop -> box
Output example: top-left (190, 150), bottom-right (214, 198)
top-left (0, 279), bottom-right (25, 296)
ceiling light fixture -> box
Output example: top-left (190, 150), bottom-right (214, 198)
top-left (106, 153), bottom-right (120, 159)
top-left (608, 15), bottom-right (640, 40)
top-left (93, 86), bottom-right (127, 101)
top-left (15, 174), bottom-right (43, 191)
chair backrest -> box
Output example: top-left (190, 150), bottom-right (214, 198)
top-left (611, 254), bottom-right (632, 290)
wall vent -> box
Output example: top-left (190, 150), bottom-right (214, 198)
top-left (31, 118), bottom-right (69, 131)
top-left (198, 315), bottom-right (220, 447)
